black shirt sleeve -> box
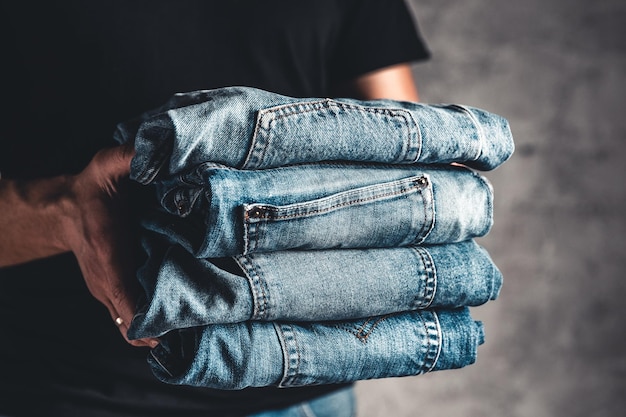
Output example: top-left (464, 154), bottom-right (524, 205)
top-left (330, 0), bottom-right (431, 84)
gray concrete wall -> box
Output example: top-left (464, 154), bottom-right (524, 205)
top-left (355, 1), bottom-right (626, 416)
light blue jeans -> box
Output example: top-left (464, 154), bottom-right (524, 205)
top-left (115, 86), bottom-right (514, 181)
top-left (116, 87), bottom-right (512, 390)
top-left (247, 386), bottom-right (356, 417)
top-left (147, 308), bottom-right (483, 389)
top-left (128, 238), bottom-right (501, 336)
top-left (139, 162), bottom-right (494, 258)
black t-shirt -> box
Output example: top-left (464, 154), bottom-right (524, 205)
top-left (0, 1), bottom-right (429, 416)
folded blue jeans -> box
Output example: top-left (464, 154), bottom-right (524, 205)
top-left (114, 86), bottom-right (514, 182)
top-left (128, 239), bottom-right (501, 338)
top-left (114, 88), bottom-right (512, 390)
top-left (140, 163), bottom-right (494, 258)
top-left (147, 308), bottom-right (483, 389)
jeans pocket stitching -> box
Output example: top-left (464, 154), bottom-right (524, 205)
top-left (245, 100), bottom-right (331, 169)
top-left (247, 99), bottom-right (417, 169)
top-left (244, 175), bottom-right (429, 222)
top-left (411, 174), bottom-right (435, 244)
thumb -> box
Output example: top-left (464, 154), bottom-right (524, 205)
top-left (87, 143), bottom-right (136, 192)
top-left (108, 142), bottom-right (136, 180)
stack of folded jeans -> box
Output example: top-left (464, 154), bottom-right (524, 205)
top-left (116, 87), bottom-right (514, 390)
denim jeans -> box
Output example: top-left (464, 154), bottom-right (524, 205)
top-left (116, 88), bottom-right (512, 390)
top-left (114, 86), bottom-right (514, 182)
top-left (247, 386), bottom-right (356, 417)
top-left (139, 163), bottom-right (494, 258)
top-left (128, 238), bottom-right (501, 338)
top-left (147, 308), bottom-right (483, 389)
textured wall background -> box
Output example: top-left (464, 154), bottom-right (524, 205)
top-left (355, 1), bottom-right (626, 416)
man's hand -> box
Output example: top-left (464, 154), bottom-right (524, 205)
top-left (64, 144), bottom-right (157, 347)
top-left (0, 143), bottom-right (157, 348)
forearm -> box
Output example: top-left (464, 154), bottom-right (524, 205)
top-left (334, 63), bottom-right (420, 102)
top-left (0, 175), bottom-right (74, 267)
top-left (0, 144), bottom-right (155, 346)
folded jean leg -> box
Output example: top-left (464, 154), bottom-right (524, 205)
top-left (147, 308), bottom-right (483, 390)
top-left (128, 238), bottom-right (501, 339)
top-left (236, 241), bottom-right (502, 321)
top-left (142, 163), bottom-right (494, 258)
top-left (114, 87), bottom-right (514, 184)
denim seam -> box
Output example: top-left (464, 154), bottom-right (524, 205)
top-left (410, 247), bottom-right (437, 309)
top-left (411, 174), bottom-right (435, 245)
top-left (406, 110), bottom-right (422, 163)
top-left (149, 349), bottom-right (174, 378)
top-left (250, 255), bottom-right (270, 320)
top-left (244, 106), bottom-right (270, 169)
top-left (276, 323), bottom-right (302, 387)
top-left (415, 312), bottom-right (429, 374)
top-left (188, 161), bottom-right (239, 174)
top-left (247, 101), bottom-right (334, 169)
top-left (253, 256), bottom-right (273, 320)
top-left (235, 255), bottom-right (269, 321)
top-left (424, 311), bottom-right (442, 373)
top-left (448, 104), bottom-right (483, 163)
top-left (273, 322), bottom-right (290, 388)
top-left (475, 171), bottom-right (494, 236)
top-left (243, 216), bottom-right (258, 255)
top-left (244, 99), bottom-right (417, 169)
top-left (243, 175), bottom-right (429, 222)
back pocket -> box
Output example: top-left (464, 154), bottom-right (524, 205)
top-left (242, 174), bottom-right (434, 254)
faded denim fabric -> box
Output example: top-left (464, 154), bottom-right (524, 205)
top-left (113, 88), bottom-right (513, 390)
top-left (247, 386), bottom-right (356, 417)
top-left (147, 308), bottom-right (483, 389)
top-left (114, 87), bottom-right (514, 182)
top-left (127, 238), bottom-right (501, 338)
top-left (139, 163), bottom-right (494, 258)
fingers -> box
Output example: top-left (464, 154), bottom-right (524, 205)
top-left (68, 143), bottom-right (160, 349)
top-left (93, 213), bottom-right (159, 348)
top-left (107, 274), bottom-right (160, 348)
top-left (83, 144), bottom-right (136, 197)
top-left (81, 258), bottom-right (159, 348)
top-left (75, 252), bottom-right (158, 348)
top-left (108, 307), bottom-right (159, 348)
top-left (111, 142), bottom-right (136, 178)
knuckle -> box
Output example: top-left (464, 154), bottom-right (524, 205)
top-left (111, 285), bottom-right (125, 302)
top-left (128, 339), bottom-right (146, 347)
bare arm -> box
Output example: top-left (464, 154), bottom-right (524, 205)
top-left (0, 144), bottom-right (156, 347)
top-left (0, 175), bottom-right (73, 264)
top-left (335, 62), bottom-right (420, 101)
